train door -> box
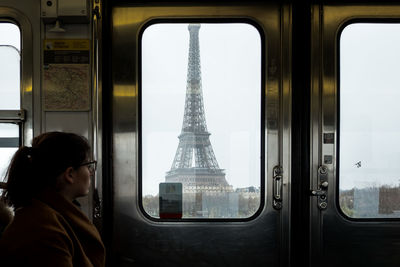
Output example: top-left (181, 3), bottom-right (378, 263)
top-left (110, 3), bottom-right (291, 266)
top-left (310, 5), bottom-right (400, 267)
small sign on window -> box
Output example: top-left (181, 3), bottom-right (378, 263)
top-left (159, 183), bottom-right (182, 219)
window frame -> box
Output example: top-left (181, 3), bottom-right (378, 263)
top-left (0, 7), bottom-right (33, 186)
top-left (0, 9), bottom-right (33, 175)
top-left (138, 18), bottom-right (266, 222)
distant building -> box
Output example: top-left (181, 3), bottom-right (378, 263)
top-left (235, 186), bottom-right (260, 198)
top-left (352, 186), bottom-right (400, 218)
top-left (379, 186), bottom-right (400, 215)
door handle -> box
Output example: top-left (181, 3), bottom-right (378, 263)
top-left (273, 166), bottom-right (283, 210)
top-left (310, 165), bottom-right (328, 210)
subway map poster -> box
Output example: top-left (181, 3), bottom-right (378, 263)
top-left (43, 39), bottom-right (90, 111)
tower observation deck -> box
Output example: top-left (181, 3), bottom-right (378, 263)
top-left (165, 24), bottom-right (232, 193)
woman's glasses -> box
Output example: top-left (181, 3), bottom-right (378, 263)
top-left (79, 160), bottom-right (97, 172)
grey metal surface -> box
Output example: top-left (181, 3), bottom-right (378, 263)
top-left (44, 112), bottom-right (90, 137)
top-left (0, 110), bottom-right (25, 121)
top-left (310, 5), bottom-right (400, 266)
top-left (111, 3), bottom-right (291, 266)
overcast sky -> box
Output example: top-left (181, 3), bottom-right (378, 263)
top-left (0, 23), bottom-right (20, 179)
top-left (0, 23), bottom-right (20, 111)
top-left (141, 23), bottom-right (261, 195)
top-left (340, 23), bottom-right (400, 190)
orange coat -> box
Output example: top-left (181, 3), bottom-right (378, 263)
top-left (0, 189), bottom-right (105, 267)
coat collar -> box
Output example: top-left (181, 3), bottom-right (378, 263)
top-left (35, 189), bottom-right (105, 266)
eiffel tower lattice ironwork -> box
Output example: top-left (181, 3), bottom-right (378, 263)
top-left (165, 24), bottom-right (231, 193)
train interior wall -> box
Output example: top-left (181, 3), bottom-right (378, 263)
top-left (1, 1), bottom-right (400, 267)
top-left (0, 0), bottom-right (94, 217)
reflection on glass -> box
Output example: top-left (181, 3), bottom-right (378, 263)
top-left (340, 23), bottom-right (400, 218)
top-left (141, 23), bottom-right (261, 218)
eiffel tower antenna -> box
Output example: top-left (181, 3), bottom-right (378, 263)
top-left (166, 24), bottom-right (231, 193)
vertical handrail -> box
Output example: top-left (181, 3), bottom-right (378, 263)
top-left (92, 0), bottom-right (102, 224)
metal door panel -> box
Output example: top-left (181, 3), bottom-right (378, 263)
top-left (111, 3), bottom-right (291, 266)
top-left (311, 5), bottom-right (400, 267)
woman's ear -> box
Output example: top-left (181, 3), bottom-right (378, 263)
top-left (62, 167), bottom-right (76, 184)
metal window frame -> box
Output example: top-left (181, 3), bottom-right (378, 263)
top-left (112, 4), bottom-right (291, 222)
top-left (0, 9), bottom-right (33, 147)
top-left (139, 19), bottom-right (265, 221)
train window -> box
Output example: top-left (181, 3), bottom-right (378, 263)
top-left (141, 23), bottom-right (261, 219)
top-left (0, 23), bottom-right (21, 187)
top-left (0, 124), bottom-right (19, 177)
top-left (339, 23), bottom-right (400, 219)
top-left (0, 23), bottom-right (20, 110)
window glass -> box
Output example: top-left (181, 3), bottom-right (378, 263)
top-left (0, 23), bottom-right (20, 49)
top-left (141, 23), bottom-right (262, 219)
top-left (340, 23), bottom-right (400, 218)
top-left (0, 124), bottom-right (19, 179)
top-left (0, 47), bottom-right (20, 109)
top-left (0, 23), bottom-right (20, 109)
top-left (0, 22), bottom-right (21, 188)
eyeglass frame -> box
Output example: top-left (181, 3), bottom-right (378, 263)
top-left (78, 160), bottom-right (97, 172)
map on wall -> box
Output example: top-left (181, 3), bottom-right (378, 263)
top-left (43, 64), bottom-right (89, 110)
top-left (43, 39), bottom-right (90, 111)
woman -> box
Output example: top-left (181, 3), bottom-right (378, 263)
top-left (0, 132), bottom-right (105, 267)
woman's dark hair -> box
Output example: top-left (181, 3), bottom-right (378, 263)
top-left (1, 132), bottom-right (91, 208)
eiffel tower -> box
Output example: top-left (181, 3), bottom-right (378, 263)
top-left (165, 24), bottom-right (231, 194)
